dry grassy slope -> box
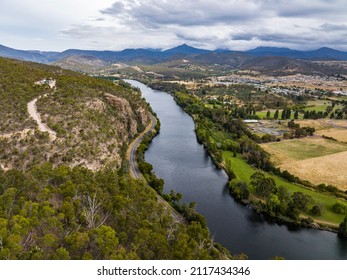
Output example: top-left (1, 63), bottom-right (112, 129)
top-left (0, 57), bottom-right (149, 170)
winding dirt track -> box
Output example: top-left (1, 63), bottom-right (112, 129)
top-left (27, 80), bottom-right (57, 140)
top-left (0, 80), bottom-right (57, 170)
top-left (27, 95), bottom-right (56, 140)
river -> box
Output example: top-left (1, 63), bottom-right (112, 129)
top-left (126, 80), bottom-right (347, 260)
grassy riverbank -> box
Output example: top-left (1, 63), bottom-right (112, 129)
top-left (223, 151), bottom-right (347, 226)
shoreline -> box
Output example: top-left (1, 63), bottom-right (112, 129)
top-left (146, 82), bottom-right (343, 235)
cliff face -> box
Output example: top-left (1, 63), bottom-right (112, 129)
top-left (0, 57), bottom-right (150, 170)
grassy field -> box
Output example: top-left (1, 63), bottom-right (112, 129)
top-left (304, 100), bottom-right (332, 112)
top-left (295, 119), bottom-right (347, 142)
top-left (317, 128), bottom-right (347, 142)
top-left (223, 151), bottom-right (347, 225)
top-left (261, 137), bottom-right (347, 190)
top-left (261, 137), bottom-right (347, 164)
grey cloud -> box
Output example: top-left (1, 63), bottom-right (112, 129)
top-left (232, 33), bottom-right (255, 41)
top-left (101, 2), bottom-right (125, 15)
top-left (318, 23), bottom-right (347, 31)
top-left (100, 0), bottom-right (265, 28)
top-left (60, 0), bottom-right (347, 51)
top-left (176, 32), bottom-right (219, 43)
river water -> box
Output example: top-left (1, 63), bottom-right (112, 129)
top-left (127, 80), bottom-right (347, 260)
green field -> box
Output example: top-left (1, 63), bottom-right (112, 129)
top-left (223, 151), bottom-right (347, 225)
top-left (304, 100), bottom-right (344, 113)
top-left (304, 100), bottom-right (332, 112)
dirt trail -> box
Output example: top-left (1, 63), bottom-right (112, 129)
top-left (27, 79), bottom-right (57, 140)
top-left (0, 80), bottom-right (57, 141)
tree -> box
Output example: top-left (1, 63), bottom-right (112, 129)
top-left (138, 162), bottom-right (153, 175)
top-left (274, 110), bottom-right (279, 120)
top-left (338, 216), bottom-right (347, 237)
top-left (310, 205), bottom-right (322, 216)
top-left (53, 247), bottom-right (71, 260)
top-left (0, 188), bottom-right (17, 218)
top-left (81, 194), bottom-right (110, 229)
top-left (266, 194), bottom-right (281, 217)
top-left (294, 110), bottom-right (299, 119)
top-left (285, 109), bottom-right (291, 119)
top-left (332, 202), bottom-right (347, 214)
top-left (292, 192), bottom-right (312, 211)
top-left (266, 111), bottom-right (271, 119)
top-left (88, 225), bottom-right (119, 259)
top-left (250, 172), bottom-right (276, 198)
top-left (229, 180), bottom-right (249, 200)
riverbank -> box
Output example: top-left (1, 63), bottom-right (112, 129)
top-left (147, 81), bottom-right (346, 234)
top-left (128, 79), bottom-right (347, 259)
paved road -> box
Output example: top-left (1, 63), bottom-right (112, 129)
top-left (127, 114), bottom-right (186, 224)
top-left (129, 114), bottom-right (157, 179)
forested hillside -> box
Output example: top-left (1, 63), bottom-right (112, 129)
top-left (0, 58), bottom-right (230, 259)
top-left (0, 164), bottom-right (229, 259)
top-left (0, 57), bottom-right (148, 170)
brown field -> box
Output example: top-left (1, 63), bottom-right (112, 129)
top-left (316, 128), bottom-right (347, 142)
top-left (296, 119), bottom-right (347, 131)
top-left (261, 137), bottom-right (347, 190)
top-left (279, 151), bottom-right (347, 190)
top-left (295, 119), bottom-right (347, 142)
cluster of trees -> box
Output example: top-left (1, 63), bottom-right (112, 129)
top-left (0, 164), bottom-right (230, 260)
top-left (284, 120), bottom-right (315, 139)
top-left (303, 110), bottom-right (326, 119)
top-left (135, 120), bottom-right (165, 195)
top-left (174, 91), bottom-right (274, 171)
top-left (229, 171), bottom-right (324, 221)
top-left (250, 172), bottom-right (321, 220)
top-left (303, 101), bottom-right (347, 120)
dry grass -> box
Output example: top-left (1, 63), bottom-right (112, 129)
top-left (279, 151), bottom-right (347, 190)
top-left (261, 137), bottom-right (347, 190)
top-left (317, 128), bottom-right (347, 142)
top-left (296, 119), bottom-right (347, 131)
top-left (261, 137), bottom-right (347, 164)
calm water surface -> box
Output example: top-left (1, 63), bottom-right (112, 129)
top-left (127, 80), bottom-right (347, 260)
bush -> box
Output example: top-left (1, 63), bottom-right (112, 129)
top-left (332, 202), bottom-right (347, 214)
top-left (229, 180), bottom-right (249, 201)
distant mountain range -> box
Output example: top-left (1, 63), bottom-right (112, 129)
top-left (1, 43), bottom-right (347, 64)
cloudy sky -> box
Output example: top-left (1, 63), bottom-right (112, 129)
top-left (1, 0), bottom-right (347, 51)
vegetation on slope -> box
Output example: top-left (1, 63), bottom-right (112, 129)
top-left (0, 58), bottom-right (231, 259)
top-left (0, 164), bottom-right (229, 260)
top-left (0, 57), bottom-right (149, 170)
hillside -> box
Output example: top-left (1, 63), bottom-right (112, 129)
top-left (0, 57), bottom-right (230, 260)
top-left (52, 55), bottom-right (111, 73)
top-left (0, 57), bottom-right (149, 170)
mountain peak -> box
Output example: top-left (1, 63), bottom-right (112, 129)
top-left (163, 44), bottom-right (210, 55)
